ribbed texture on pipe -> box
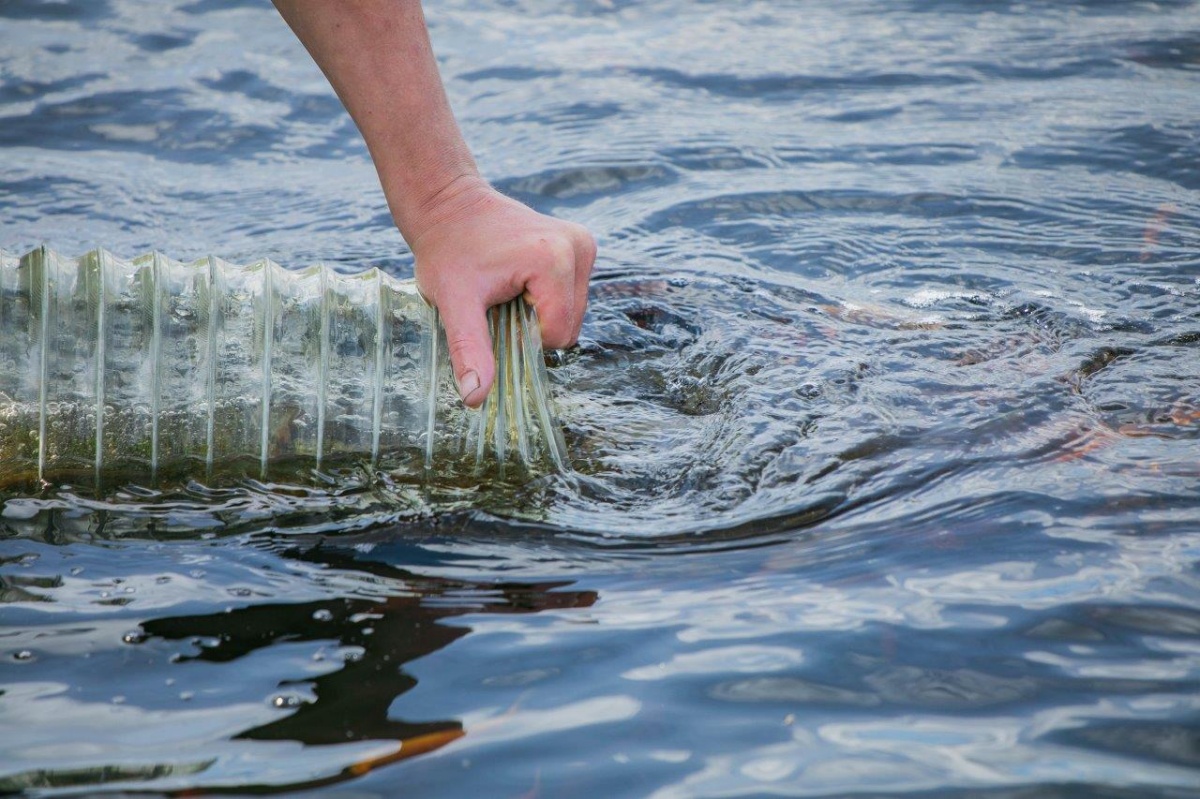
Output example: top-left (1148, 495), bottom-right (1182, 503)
top-left (0, 248), bottom-right (567, 489)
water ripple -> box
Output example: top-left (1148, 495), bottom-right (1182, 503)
top-left (3, 0), bottom-right (1200, 795)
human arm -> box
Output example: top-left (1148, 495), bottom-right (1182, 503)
top-left (272, 0), bottom-right (595, 406)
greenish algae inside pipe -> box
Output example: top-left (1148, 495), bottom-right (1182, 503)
top-left (0, 247), bottom-right (567, 493)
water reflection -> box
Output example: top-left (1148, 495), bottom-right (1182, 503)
top-left (0, 542), bottom-right (596, 794)
top-left (3, 0), bottom-right (1200, 795)
top-left (155, 545), bottom-right (596, 748)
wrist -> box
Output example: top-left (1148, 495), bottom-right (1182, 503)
top-left (399, 172), bottom-right (499, 251)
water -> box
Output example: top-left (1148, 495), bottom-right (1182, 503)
top-left (2, 0), bottom-right (1199, 795)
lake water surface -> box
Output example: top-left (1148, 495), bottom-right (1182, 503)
top-left (2, 0), bottom-right (1199, 796)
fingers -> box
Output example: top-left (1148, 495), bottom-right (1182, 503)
top-left (526, 225), bottom-right (596, 349)
top-left (416, 198), bottom-right (596, 408)
top-left (436, 296), bottom-right (495, 408)
top-left (571, 225), bottom-right (597, 341)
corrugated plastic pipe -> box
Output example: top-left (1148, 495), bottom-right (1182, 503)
top-left (0, 247), bottom-right (566, 486)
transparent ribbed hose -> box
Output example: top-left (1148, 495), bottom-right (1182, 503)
top-left (0, 247), bottom-right (567, 488)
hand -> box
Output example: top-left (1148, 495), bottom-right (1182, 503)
top-left (411, 177), bottom-right (596, 407)
top-left (270, 4), bottom-right (593, 407)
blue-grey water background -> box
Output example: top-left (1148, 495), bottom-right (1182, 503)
top-left (2, 0), bottom-right (1200, 796)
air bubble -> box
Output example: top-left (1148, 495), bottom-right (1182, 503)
top-left (271, 693), bottom-right (307, 709)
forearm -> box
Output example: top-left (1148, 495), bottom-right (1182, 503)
top-left (272, 0), bottom-right (481, 244)
top-left (274, 0), bottom-right (596, 406)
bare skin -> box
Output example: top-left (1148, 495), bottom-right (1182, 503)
top-left (272, 0), bottom-right (595, 407)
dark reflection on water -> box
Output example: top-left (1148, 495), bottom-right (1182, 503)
top-left (2, 0), bottom-right (1200, 796)
top-left (149, 547), bottom-right (595, 750)
top-left (0, 537), bottom-right (596, 794)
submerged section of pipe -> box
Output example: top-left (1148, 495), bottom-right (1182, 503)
top-left (0, 247), bottom-right (566, 488)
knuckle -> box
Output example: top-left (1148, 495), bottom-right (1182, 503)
top-left (583, 235), bottom-right (598, 268)
top-left (447, 335), bottom-right (478, 364)
top-left (557, 237), bottom-right (575, 266)
top-left (534, 232), bottom-right (573, 266)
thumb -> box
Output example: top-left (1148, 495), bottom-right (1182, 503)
top-left (437, 297), bottom-right (495, 408)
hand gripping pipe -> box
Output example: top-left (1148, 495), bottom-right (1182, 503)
top-left (0, 247), bottom-right (566, 488)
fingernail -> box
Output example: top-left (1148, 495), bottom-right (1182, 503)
top-left (456, 370), bottom-right (481, 404)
